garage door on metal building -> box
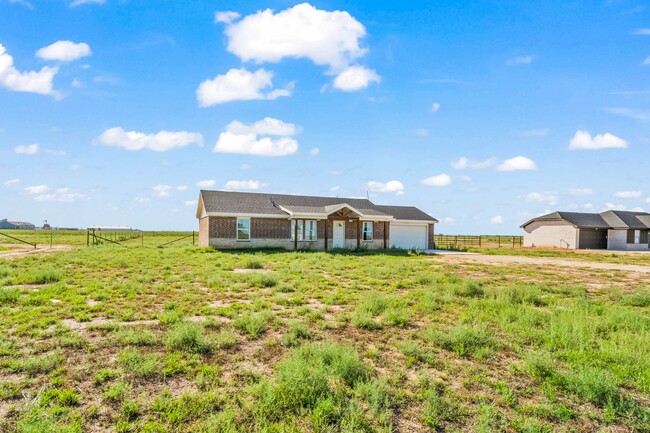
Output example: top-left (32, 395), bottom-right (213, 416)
top-left (578, 229), bottom-right (607, 249)
top-left (389, 223), bottom-right (428, 250)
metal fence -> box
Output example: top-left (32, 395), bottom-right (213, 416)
top-left (435, 234), bottom-right (523, 249)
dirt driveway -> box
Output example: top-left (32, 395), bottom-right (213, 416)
top-left (434, 253), bottom-right (650, 273)
top-left (0, 244), bottom-right (74, 259)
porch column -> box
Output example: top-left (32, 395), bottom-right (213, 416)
top-left (357, 219), bottom-right (361, 248)
top-left (324, 219), bottom-right (328, 251)
top-left (294, 219), bottom-right (298, 250)
top-left (383, 221), bottom-right (387, 249)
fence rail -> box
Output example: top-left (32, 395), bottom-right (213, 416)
top-left (435, 234), bottom-right (523, 249)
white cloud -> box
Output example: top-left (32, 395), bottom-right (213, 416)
top-left (45, 149), bottom-right (66, 156)
top-left (497, 156), bottom-right (537, 171)
top-left (630, 206), bottom-right (645, 212)
top-left (332, 66), bottom-right (380, 91)
top-left (69, 0), bottom-right (105, 7)
top-left (420, 173), bottom-right (452, 187)
top-left (153, 185), bottom-right (172, 198)
top-left (583, 203), bottom-right (594, 210)
top-left (452, 156), bottom-right (496, 170)
top-left (442, 217), bottom-right (454, 224)
top-left (3, 178), bottom-right (20, 185)
top-left (14, 143), bottom-right (39, 155)
top-left (34, 191), bottom-right (85, 202)
top-left (569, 188), bottom-right (593, 196)
top-left (24, 184), bottom-right (49, 194)
top-left (7, 0), bottom-right (33, 9)
top-left (507, 55), bottom-right (534, 65)
top-left (490, 215), bottom-right (503, 224)
top-left (196, 68), bottom-right (291, 107)
top-left (614, 190), bottom-right (642, 198)
top-left (240, 163), bottom-right (251, 171)
top-left (134, 197), bottom-right (151, 204)
top-left (605, 203), bottom-right (625, 211)
top-left (184, 200), bottom-right (198, 206)
top-left (568, 130), bottom-right (627, 150)
top-left (36, 41), bottom-right (91, 62)
top-left (367, 180), bottom-right (404, 195)
top-left (214, 117), bottom-right (299, 157)
top-left (457, 175), bottom-right (472, 182)
top-left (221, 3), bottom-right (367, 72)
top-left (175, 185), bottom-right (187, 191)
top-left (214, 11), bottom-right (240, 24)
top-left (526, 191), bottom-right (558, 205)
top-left (97, 127), bottom-right (203, 152)
top-left (431, 102), bottom-right (441, 112)
top-left (329, 186), bottom-right (340, 193)
top-left (223, 180), bottom-right (267, 190)
top-left (632, 28), bottom-right (650, 35)
top-left (519, 128), bottom-right (549, 137)
top-left (309, 147), bottom-right (320, 156)
top-left (197, 180), bottom-right (216, 188)
top-left (0, 44), bottom-right (57, 95)
top-left (643, 56), bottom-right (650, 65)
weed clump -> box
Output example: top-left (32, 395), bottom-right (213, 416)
top-left (165, 321), bottom-right (213, 354)
top-left (0, 287), bottom-right (20, 304)
top-left (233, 311), bottom-right (270, 339)
top-left (244, 258), bottom-right (264, 270)
top-left (352, 292), bottom-right (410, 330)
top-left (424, 325), bottom-right (497, 358)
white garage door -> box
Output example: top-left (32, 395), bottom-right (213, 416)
top-left (390, 223), bottom-right (427, 250)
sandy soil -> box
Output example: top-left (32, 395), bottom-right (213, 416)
top-left (435, 253), bottom-right (650, 273)
top-left (0, 244), bottom-right (74, 259)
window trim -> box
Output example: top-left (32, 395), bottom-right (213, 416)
top-left (362, 221), bottom-right (373, 241)
top-left (236, 217), bottom-right (251, 242)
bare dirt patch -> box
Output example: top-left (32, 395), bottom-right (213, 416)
top-left (0, 244), bottom-right (74, 259)
top-left (232, 268), bottom-right (275, 273)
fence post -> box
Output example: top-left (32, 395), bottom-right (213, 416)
top-left (141, 230), bottom-right (144, 246)
top-left (193, 231), bottom-right (195, 246)
top-left (479, 235), bottom-right (482, 247)
top-left (50, 231), bottom-right (53, 249)
top-left (87, 230), bottom-right (89, 247)
top-left (498, 235), bottom-right (501, 248)
top-left (512, 236), bottom-right (515, 248)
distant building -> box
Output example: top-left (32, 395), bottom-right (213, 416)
top-left (88, 225), bottom-right (134, 232)
top-left (0, 219), bottom-right (36, 230)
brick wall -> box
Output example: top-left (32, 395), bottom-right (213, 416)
top-left (251, 218), bottom-right (290, 239)
top-left (209, 217), bottom-right (236, 238)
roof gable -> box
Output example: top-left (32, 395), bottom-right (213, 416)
top-left (521, 210), bottom-right (650, 229)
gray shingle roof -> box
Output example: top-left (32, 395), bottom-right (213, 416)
top-left (199, 190), bottom-right (436, 222)
top-left (521, 210), bottom-right (650, 229)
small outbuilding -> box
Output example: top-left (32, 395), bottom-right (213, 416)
top-left (521, 210), bottom-right (650, 250)
top-left (0, 219), bottom-right (36, 230)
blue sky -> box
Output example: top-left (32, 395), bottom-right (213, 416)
top-left (1, 0), bottom-right (649, 233)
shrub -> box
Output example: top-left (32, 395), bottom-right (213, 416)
top-left (165, 322), bottom-right (213, 354)
top-left (233, 312), bottom-right (270, 339)
top-left (29, 268), bottom-right (62, 284)
top-left (0, 287), bottom-right (20, 304)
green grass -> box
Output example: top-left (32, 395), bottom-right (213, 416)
top-left (0, 242), bottom-right (648, 431)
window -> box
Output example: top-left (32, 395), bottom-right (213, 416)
top-left (362, 222), bottom-right (373, 241)
top-left (291, 219), bottom-right (316, 241)
top-left (236, 218), bottom-right (250, 241)
top-left (634, 230), bottom-right (641, 244)
top-left (305, 220), bottom-right (317, 241)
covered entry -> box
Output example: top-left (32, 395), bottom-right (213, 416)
top-left (578, 228), bottom-right (607, 249)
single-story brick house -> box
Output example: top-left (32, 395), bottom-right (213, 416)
top-left (196, 190), bottom-right (438, 250)
top-left (0, 219), bottom-right (36, 230)
top-left (521, 210), bottom-right (650, 250)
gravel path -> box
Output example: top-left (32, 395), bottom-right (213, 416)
top-left (435, 253), bottom-right (650, 273)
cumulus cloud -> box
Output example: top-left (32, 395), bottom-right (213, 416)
top-left (184, 200), bottom-right (198, 206)
top-left (214, 117), bottom-right (299, 157)
top-left (497, 156), bottom-right (537, 171)
top-left (175, 185), bottom-right (187, 191)
top-left (614, 190), bottom-right (642, 198)
top-left (309, 147), bottom-right (320, 156)
top-left (153, 185), bottom-right (172, 198)
top-left (329, 186), bottom-right (340, 193)
top-left (14, 144), bottom-right (39, 155)
top-left (526, 191), bottom-right (558, 205)
top-left (569, 130), bottom-right (627, 150)
top-left (332, 66), bottom-right (380, 91)
top-left (197, 68), bottom-right (292, 106)
top-left (367, 180), bottom-right (404, 195)
top-left (35, 188), bottom-right (85, 202)
top-left (420, 173), bottom-right (452, 187)
top-left (0, 44), bottom-right (58, 95)
top-left (224, 180), bottom-right (267, 190)
top-left (442, 217), bottom-right (454, 224)
top-left (218, 3), bottom-right (376, 91)
top-left (36, 41), bottom-right (91, 62)
top-left (197, 180), bottom-right (216, 188)
top-left (452, 156), bottom-right (496, 170)
top-left (134, 197), bottom-right (151, 204)
top-left (3, 178), bottom-right (20, 186)
top-left (490, 215), bottom-right (503, 224)
top-left (569, 188), bottom-right (593, 196)
top-left (24, 184), bottom-right (49, 194)
top-left (97, 127), bottom-right (203, 152)
top-left (431, 102), bottom-right (441, 112)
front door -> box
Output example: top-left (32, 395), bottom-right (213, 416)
top-left (333, 221), bottom-right (345, 248)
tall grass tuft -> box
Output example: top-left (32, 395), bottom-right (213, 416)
top-left (165, 321), bottom-right (213, 354)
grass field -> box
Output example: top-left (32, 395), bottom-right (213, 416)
top-left (1, 237), bottom-right (649, 432)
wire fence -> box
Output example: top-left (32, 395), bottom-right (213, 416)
top-left (0, 230), bottom-right (196, 248)
top-left (435, 234), bottom-right (523, 249)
